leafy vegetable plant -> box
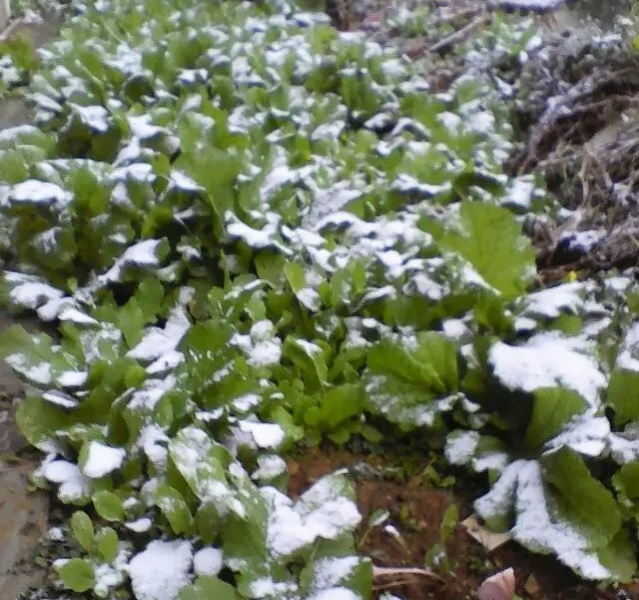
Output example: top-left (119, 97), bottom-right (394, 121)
top-left (2, 0), bottom-right (639, 595)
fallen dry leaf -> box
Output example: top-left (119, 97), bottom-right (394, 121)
top-left (478, 567), bottom-right (516, 600)
top-left (462, 514), bottom-right (511, 552)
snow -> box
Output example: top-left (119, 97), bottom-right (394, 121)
top-left (252, 454), bottom-right (287, 480)
top-left (231, 320), bottom-right (282, 368)
top-left (128, 114), bottom-right (165, 139)
top-left (127, 307), bottom-right (191, 362)
top-left (99, 239), bottom-right (164, 283)
top-left (441, 318), bottom-right (468, 340)
top-left (42, 459), bottom-right (91, 502)
top-left (5, 353), bottom-right (52, 386)
top-left (238, 420), bottom-right (285, 449)
top-left (138, 424), bottom-right (169, 466)
top-left (127, 540), bottom-right (193, 600)
top-left (231, 393), bottom-right (261, 413)
top-left (128, 375), bottom-right (177, 410)
top-left (48, 527), bottom-right (65, 541)
top-left (494, 0), bottom-right (567, 9)
top-left (263, 475), bottom-right (361, 558)
top-left (560, 230), bottom-right (604, 253)
top-left (488, 333), bottom-right (605, 406)
top-left (82, 441), bottom-right (126, 478)
top-left (6, 273), bottom-right (64, 309)
top-left (503, 176), bottom-right (536, 211)
top-left (58, 306), bottom-right (99, 326)
top-left (146, 350), bottom-right (184, 375)
top-left (193, 547), bottom-right (223, 576)
top-left (543, 414), bottom-right (609, 457)
top-left (10, 180), bottom-right (72, 208)
top-left (616, 321), bottom-right (639, 372)
top-left (94, 555), bottom-right (127, 597)
top-left (249, 578), bottom-right (298, 597)
top-left (510, 460), bottom-right (611, 580)
top-left (125, 518), bottom-right (153, 532)
top-left (392, 174), bottom-right (451, 198)
top-left (310, 556), bottom-right (360, 592)
top-left (445, 430), bottom-right (479, 465)
top-left (72, 104), bottom-right (110, 132)
top-left (56, 370), bottom-right (88, 388)
top-left (307, 588), bottom-right (362, 600)
top-left (0, 124), bottom-right (39, 142)
top-left (42, 390), bottom-right (79, 409)
top-left (225, 212), bottom-right (292, 256)
top-left (523, 282), bottom-right (585, 319)
top-left (169, 427), bottom-right (246, 517)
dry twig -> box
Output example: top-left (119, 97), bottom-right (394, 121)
top-left (428, 12), bottom-right (491, 54)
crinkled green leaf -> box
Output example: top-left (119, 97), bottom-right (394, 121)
top-left (524, 388), bottom-right (586, 452)
top-left (544, 448), bottom-right (621, 549)
top-left (363, 332), bottom-right (458, 427)
top-left (16, 395), bottom-right (69, 450)
top-left (440, 201), bottom-right (535, 299)
top-left (607, 367), bottom-right (639, 426)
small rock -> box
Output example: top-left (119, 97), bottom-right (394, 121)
top-left (524, 574), bottom-right (541, 596)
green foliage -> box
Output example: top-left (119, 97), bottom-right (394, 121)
top-left (56, 558), bottom-right (96, 593)
top-left (1, 0), bottom-right (638, 593)
top-left (363, 332), bottom-right (458, 428)
top-left (95, 527), bottom-right (120, 563)
top-left (607, 367), bottom-right (639, 426)
top-left (93, 491), bottom-right (125, 522)
top-left (70, 511), bottom-right (95, 552)
top-left (438, 201), bottom-right (536, 300)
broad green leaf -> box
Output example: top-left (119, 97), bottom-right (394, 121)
top-left (70, 511), bottom-right (95, 552)
top-left (282, 336), bottom-right (329, 392)
top-left (191, 576), bottom-right (239, 600)
top-left (304, 384), bottom-right (364, 432)
top-left (612, 461), bottom-right (639, 510)
top-left (169, 427), bottom-right (239, 514)
top-left (301, 554), bottom-right (372, 598)
top-left (524, 388), bottom-right (586, 452)
top-left (284, 263), bottom-right (321, 311)
top-left (0, 326), bottom-right (76, 388)
top-left (598, 529), bottom-right (637, 583)
top-left (363, 332), bottom-right (458, 428)
top-left (16, 395), bottom-right (69, 450)
top-left (440, 201), bottom-right (535, 299)
top-left (607, 368), bottom-right (639, 426)
top-left (93, 490), bottom-right (125, 522)
top-left (96, 527), bottom-right (119, 563)
top-left (57, 558), bottom-right (95, 593)
top-left (156, 483), bottom-right (194, 535)
top-left (478, 457), bottom-right (622, 580)
top-left (544, 448), bottom-right (620, 548)
top-left (175, 145), bottom-right (239, 216)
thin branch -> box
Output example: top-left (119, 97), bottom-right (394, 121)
top-left (428, 13), bottom-right (491, 54)
top-left (373, 566), bottom-right (444, 582)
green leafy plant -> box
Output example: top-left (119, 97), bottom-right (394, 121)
top-left (1, 0), bottom-right (639, 595)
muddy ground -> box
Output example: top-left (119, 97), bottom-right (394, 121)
top-left (0, 9), bottom-right (61, 600)
top-left (288, 447), bottom-right (621, 600)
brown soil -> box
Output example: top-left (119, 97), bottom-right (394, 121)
top-left (287, 447), bottom-right (622, 600)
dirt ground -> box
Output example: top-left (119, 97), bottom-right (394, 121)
top-left (288, 447), bottom-right (623, 600)
top-left (0, 12), bottom-right (62, 600)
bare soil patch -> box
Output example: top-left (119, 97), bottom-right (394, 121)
top-left (287, 447), bottom-right (617, 600)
